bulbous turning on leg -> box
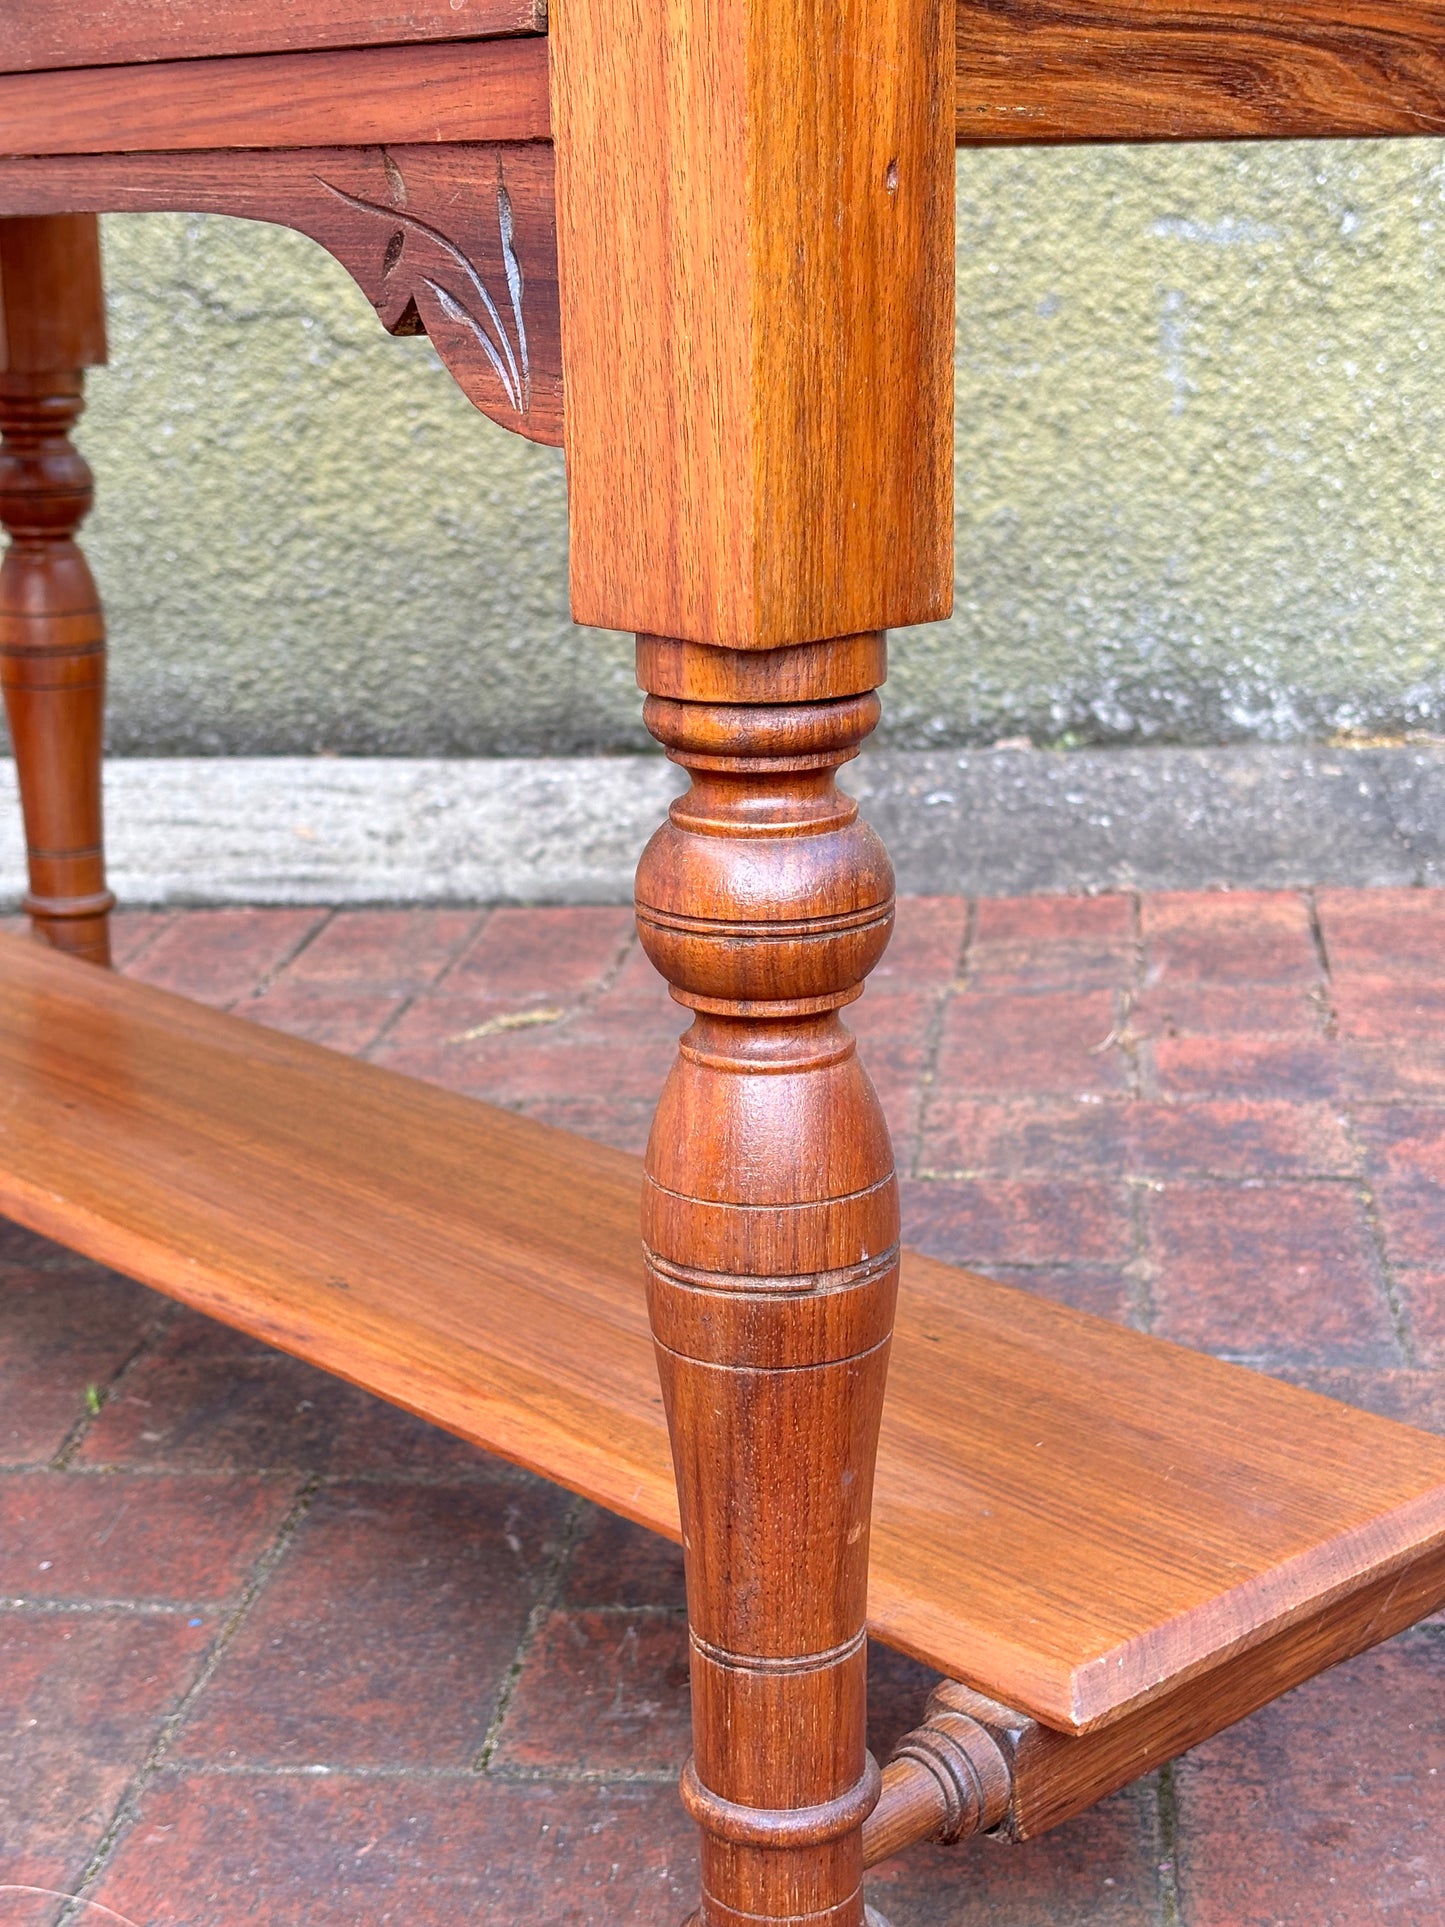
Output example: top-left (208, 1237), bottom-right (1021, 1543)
top-left (636, 633), bottom-right (897, 1927)
top-left (0, 371), bottom-right (113, 965)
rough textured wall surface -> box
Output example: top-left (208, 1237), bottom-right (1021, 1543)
top-left (932, 138), bottom-right (1445, 749)
top-left (14, 139), bottom-right (1445, 755)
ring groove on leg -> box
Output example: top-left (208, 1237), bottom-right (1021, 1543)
top-left (681, 1756), bottom-right (882, 1849)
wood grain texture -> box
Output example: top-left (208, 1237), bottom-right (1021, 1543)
top-left (0, 149), bottom-right (562, 446)
top-left (0, 927), bottom-right (677, 1529)
top-left (550, 0), bottom-right (955, 649)
top-left (916, 1545), bottom-right (1445, 1841)
top-left (866, 1545), bottom-right (1445, 1858)
top-left (0, 215), bottom-right (106, 373)
top-left (0, 39), bottom-right (549, 156)
top-left (0, 1), bottom-right (544, 77)
top-left (0, 219), bottom-right (112, 965)
top-left (877, 1252), bottom-right (1445, 1731)
top-left (636, 634), bottom-right (889, 706)
top-left (7, 0), bottom-right (1445, 149)
top-left (954, 0), bottom-right (1445, 145)
top-left (0, 374), bottom-right (112, 965)
top-left (637, 637), bottom-right (900, 1926)
top-left (0, 930), bottom-right (1442, 1741)
top-left (863, 1704), bottom-right (1012, 1864)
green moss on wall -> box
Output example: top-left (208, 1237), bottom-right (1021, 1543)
top-left (20, 139), bottom-right (1445, 754)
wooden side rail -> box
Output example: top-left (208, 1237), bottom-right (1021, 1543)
top-left (1, 929), bottom-right (1443, 1743)
top-left (11, 5), bottom-right (1445, 159)
top-left (0, 38), bottom-right (550, 155)
top-left (954, 0), bottom-right (1445, 145)
top-left (0, 0), bottom-right (545, 75)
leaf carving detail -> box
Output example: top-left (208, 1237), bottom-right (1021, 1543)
top-left (316, 165), bottom-right (531, 415)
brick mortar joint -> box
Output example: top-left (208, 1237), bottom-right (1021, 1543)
top-left (53, 1472), bottom-right (324, 1927)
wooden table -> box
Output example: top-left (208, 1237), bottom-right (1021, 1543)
top-left (3, 7), bottom-right (1445, 1925)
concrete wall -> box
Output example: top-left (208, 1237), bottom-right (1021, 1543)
top-left (12, 139), bottom-right (1445, 756)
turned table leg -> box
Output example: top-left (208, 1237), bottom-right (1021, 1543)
top-left (0, 216), bottom-right (113, 965)
top-left (636, 634), bottom-right (898, 1927)
top-left (551, 0), bottom-right (952, 1911)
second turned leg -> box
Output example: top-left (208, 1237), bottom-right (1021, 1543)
top-left (635, 633), bottom-right (898, 1927)
top-left (0, 217), bottom-right (113, 966)
top-left (0, 370), bottom-right (113, 965)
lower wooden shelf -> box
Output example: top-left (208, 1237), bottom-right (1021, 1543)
top-left (1, 929), bottom-right (1443, 1748)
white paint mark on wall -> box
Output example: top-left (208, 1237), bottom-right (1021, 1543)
top-left (1152, 215), bottom-right (1281, 246)
top-left (1158, 289), bottom-right (1196, 415)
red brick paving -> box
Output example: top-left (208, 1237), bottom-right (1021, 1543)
top-left (92, 1775), bottom-right (699, 1927)
top-left (0, 1614), bottom-right (214, 1914)
top-left (1147, 1183), bottom-right (1395, 1364)
top-left (1174, 1631), bottom-right (1444, 1926)
top-left (935, 986), bottom-right (1132, 1097)
top-left (865, 1784), bottom-right (1164, 1927)
top-left (1, 887), bottom-right (1441, 1926)
top-left (168, 1483), bottom-right (571, 1772)
top-left (495, 1609), bottom-right (693, 1776)
top-left (1142, 889), bottom-right (1320, 986)
top-left (0, 1473), bottom-right (293, 1606)
top-left (967, 891), bottom-right (1135, 992)
top-left (0, 1266), bottom-right (162, 1464)
top-left (121, 908), bottom-right (326, 1008)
